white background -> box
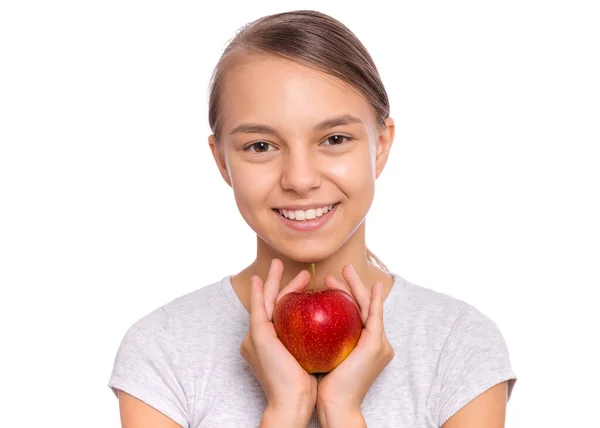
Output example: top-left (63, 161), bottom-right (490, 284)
top-left (1, 1), bottom-right (598, 426)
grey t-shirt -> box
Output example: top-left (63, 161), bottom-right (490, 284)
top-left (108, 273), bottom-right (517, 427)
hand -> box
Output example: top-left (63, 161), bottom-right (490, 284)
top-left (239, 258), bottom-right (318, 415)
top-left (316, 265), bottom-right (395, 413)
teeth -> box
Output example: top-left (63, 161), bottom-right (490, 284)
top-left (278, 204), bottom-right (336, 221)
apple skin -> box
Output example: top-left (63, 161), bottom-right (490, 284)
top-left (273, 288), bottom-right (363, 374)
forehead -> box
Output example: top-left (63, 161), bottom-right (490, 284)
top-left (220, 55), bottom-right (375, 135)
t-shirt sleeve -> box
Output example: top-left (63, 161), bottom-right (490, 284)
top-left (108, 307), bottom-right (190, 428)
top-left (433, 305), bottom-right (517, 426)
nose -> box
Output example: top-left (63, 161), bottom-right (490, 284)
top-left (280, 147), bottom-right (321, 195)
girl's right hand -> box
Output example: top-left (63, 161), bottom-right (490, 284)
top-left (239, 258), bottom-right (317, 415)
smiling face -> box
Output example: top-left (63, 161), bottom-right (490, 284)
top-left (209, 54), bottom-right (394, 263)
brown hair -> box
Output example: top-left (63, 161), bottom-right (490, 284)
top-left (207, 9), bottom-right (390, 272)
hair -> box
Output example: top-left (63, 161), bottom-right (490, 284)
top-left (207, 10), bottom-right (390, 272)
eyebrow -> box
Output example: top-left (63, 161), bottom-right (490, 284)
top-left (229, 114), bottom-right (363, 136)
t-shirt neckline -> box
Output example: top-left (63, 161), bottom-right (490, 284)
top-left (222, 272), bottom-right (406, 326)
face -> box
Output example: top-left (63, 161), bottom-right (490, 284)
top-left (209, 55), bottom-right (394, 263)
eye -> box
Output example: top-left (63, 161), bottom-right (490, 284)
top-left (322, 135), bottom-right (353, 146)
top-left (243, 141), bottom-right (276, 153)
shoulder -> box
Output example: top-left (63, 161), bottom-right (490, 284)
top-left (128, 275), bottom-right (232, 334)
top-left (394, 274), bottom-right (513, 362)
top-left (108, 275), bottom-right (236, 394)
top-left (399, 275), bottom-right (507, 342)
top-left (391, 273), bottom-right (485, 331)
top-left (107, 279), bottom-right (231, 427)
top-left (390, 273), bottom-right (516, 381)
top-left (390, 275), bottom-right (517, 425)
top-left (110, 276), bottom-right (238, 369)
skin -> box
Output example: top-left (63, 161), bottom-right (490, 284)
top-left (442, 382), bottom-right (509, 428)
top-left (209, 54), bottom-right (398, 424)
top-left (208, 54), bottom-right (508, 427)
top-left (118, 391), bottom-right (181, 427)
top-left (115, 52), bottom-right (509, 427)
top-left (208, 54), bottom-right (396, 303)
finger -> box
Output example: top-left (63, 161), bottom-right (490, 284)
top-left (324, 274), bottom-right (352, 295)
top-left (365, 281), bottom-right (385, 335)
top-left (341, 265), bottom-right (372, 324)
top-left (324, 275), bottom-right (365, 326)
top-left (249, 275), bottom-right (268, 326)
top-left (239, 333), bottom-right (252, 362)
top-left (276, 269), bottom-right (311, 303)
top-left (264, 259), bottom-right (283, 321)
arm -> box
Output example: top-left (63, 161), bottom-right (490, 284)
top-left (316, 382), bottom-right (509, 428)
top-left (442, 381), bottom-right (508, 428)
top-left (118, 390), bottom-right (183, 428)
top-left (316, 402), bottom-right (366, 428)
top-left (315, 270), bottom-right (393, 428)
top-left (119, 387), bottom-right (313, 428)
top-left (260, 405), bottom-right (314, 428)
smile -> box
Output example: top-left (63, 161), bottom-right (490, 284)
top-left (272, 203), bottom-right (340, 232)
top-left (276, 203), bottom-right (339, 221)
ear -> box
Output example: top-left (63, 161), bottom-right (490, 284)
top-left (375, 116), bottom-right (395, 179)
top-left (208, 134), bottom-right (232, 187)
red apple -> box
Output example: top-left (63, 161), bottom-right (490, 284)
top-left (273, 288), bottom-right (363, 374)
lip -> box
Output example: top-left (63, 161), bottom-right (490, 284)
top-left (273, 203), bottom-right (339, 232)
top-left (275, 202), bottom-right (339, 211)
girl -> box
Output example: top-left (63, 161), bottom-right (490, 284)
top-left (108, 10), bottom-right (517, 427)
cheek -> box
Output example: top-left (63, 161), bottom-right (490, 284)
top-left (324, 149), bottom-right (375, 195)
top-left (228, 160), bottom-right (277, 209)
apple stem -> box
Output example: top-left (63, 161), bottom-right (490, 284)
top-left (311, 262), bottom-right (315, 292)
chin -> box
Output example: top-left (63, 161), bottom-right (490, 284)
top-left (277, 243), bottom-right (339, 264)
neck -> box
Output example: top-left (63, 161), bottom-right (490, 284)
top-left (249, 221), bottom-right (381, 292)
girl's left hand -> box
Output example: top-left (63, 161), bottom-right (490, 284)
top-left (316, 264), bottom-right (396, 413)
